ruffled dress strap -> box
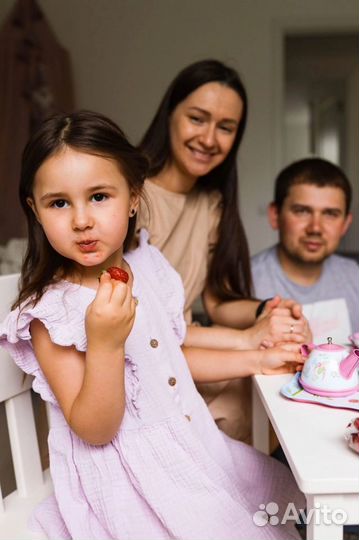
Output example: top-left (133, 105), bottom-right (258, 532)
top-left (127, 229), bottom-right (187, 344)
top-left (0, 282), bottom-right (92, 403)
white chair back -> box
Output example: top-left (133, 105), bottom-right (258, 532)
top-left (0, 274), bottom-right (52, 540)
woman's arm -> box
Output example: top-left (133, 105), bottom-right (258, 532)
top-left (202, 286), bottom-right (259, 328)
top-left (201, 288), bottom-right (312, 346)
top-left (185, 320), bottom-right (307, 351)
top-left (185, 324), bottom-right (255, 350)
top-left (185, 316), bottom-right (310, 351)
top-left (182, 342), bottom-right (303, 382)
top-left (30, 273), bottom-right (136, 445)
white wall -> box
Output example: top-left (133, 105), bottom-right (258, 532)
top-left (0, 0), bottom-right (357, 254)
top-left (342, 66), bottom-right (359, 253)
top-left (284, 113), bottom-right (311, 164)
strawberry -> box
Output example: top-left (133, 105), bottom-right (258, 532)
top-left (105, 266), bottom-right (129, 283)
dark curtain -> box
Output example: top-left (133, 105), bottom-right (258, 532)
top-left (0, 0), bottom-right (75, 243)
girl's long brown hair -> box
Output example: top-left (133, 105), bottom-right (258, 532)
top-left (14, 110), bottom-right (148, 309)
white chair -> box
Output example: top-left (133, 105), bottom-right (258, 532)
top-left (0, 274), bottom-right (53, 540)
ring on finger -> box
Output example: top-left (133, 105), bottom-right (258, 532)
top-left (290, 324), bottom-right (294, 334)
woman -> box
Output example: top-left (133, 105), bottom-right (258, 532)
top-left (136, 59), bottom-right (309, 442)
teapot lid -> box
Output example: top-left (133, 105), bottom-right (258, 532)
top-left (317, 337), bottom-right (344, 351)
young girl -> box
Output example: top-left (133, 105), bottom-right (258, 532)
top-left (0, 111), bottom-right (304, 540)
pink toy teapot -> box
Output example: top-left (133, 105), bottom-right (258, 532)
top-left (300, 337), bottom-right (359, 397)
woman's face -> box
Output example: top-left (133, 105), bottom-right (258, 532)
top-left (169, 82), bottom-right (243, 181)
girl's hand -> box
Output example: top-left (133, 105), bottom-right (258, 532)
top-left (258, 342), bottom-right (305, 375)
top-left (85, 271), bottom-right (136, 351)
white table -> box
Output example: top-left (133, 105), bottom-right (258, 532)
top-left (252, 374), bottom-right (359, 540)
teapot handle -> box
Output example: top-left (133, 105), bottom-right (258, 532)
top-left (301, 343), bottom-right (315, 357)
top-left (339, 349), bottom-right (359, 379)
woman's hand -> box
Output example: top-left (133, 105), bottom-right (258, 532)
top-left (248, 295), bottom-right (312, 348)
top-left (86, 271), bottom-right (136, 352)
top-left (261, 296), bottom-right (303, 320)
top-left (258, 342), bottom-right (305, 375)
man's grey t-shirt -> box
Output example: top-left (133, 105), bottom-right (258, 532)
top-left (251, 245), bottom-right (359, 344)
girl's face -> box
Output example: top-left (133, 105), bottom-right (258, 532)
top-left (168, 82), bottom-right (243, 182)
top-left (28, 147), bottom-right (138, 279)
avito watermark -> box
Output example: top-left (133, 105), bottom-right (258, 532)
top-left (253, 501), bottom-right (347, 527)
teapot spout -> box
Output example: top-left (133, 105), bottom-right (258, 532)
top-left (339, 349), bottom-right (359, 379)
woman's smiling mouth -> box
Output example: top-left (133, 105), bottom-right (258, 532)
top-left (188, 146), bottom-right (217, 162)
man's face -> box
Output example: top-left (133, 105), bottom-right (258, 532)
top-left (269, 183), bottom-right (352, 265)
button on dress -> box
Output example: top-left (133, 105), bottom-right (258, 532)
top-left (0, 230), bottom-right (304, 540)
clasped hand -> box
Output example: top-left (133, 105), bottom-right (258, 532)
top-left (253, 295), bottom-right (312, 348)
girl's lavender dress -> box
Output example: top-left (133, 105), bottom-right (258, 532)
top-left (0, 231), bottom-right (304, 540)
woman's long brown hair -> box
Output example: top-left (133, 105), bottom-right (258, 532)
top-left (138, 59), bottom-right (253, 302)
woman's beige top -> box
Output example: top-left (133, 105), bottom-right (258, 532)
top-left (136, 180), bottom-right (222, 323)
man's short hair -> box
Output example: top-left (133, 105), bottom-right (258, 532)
top-left (274, 157), bottom-right (352, 214)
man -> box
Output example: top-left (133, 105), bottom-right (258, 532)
top-left (252, 157), bottom-right (359, 344)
